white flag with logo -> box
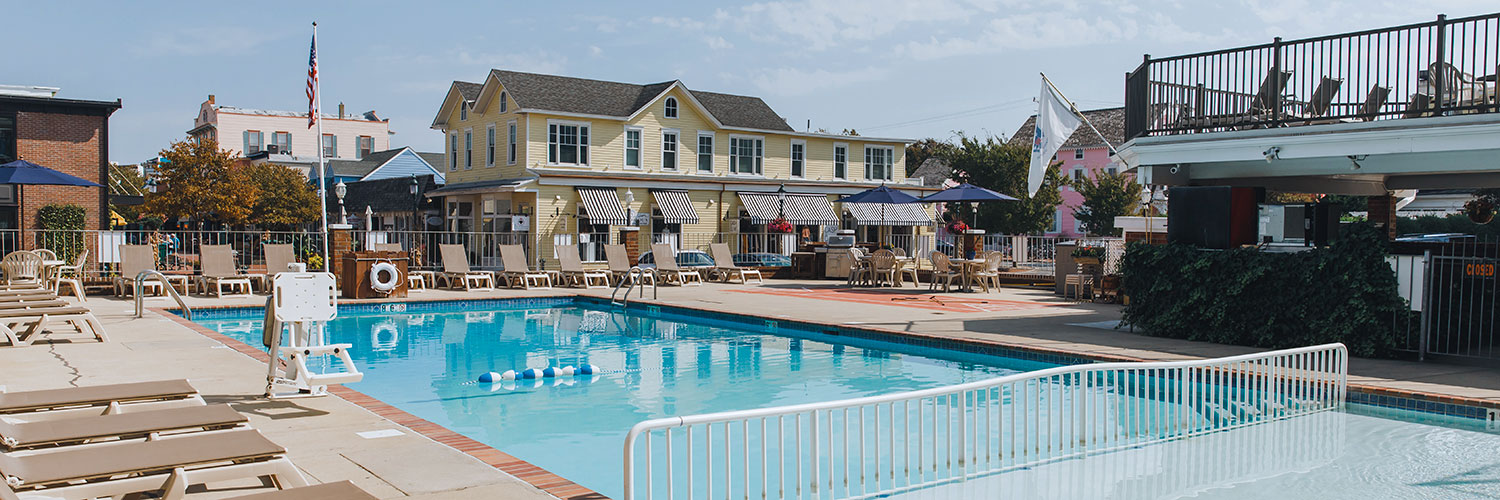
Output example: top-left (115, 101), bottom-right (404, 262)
top-left (1027, 77), bottom-right (1083, 196)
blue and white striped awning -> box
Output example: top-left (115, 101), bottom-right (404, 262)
top-left (650, 189), bottom-right (699, 224)
top-left (738, 192), bottom-right (838, 226)
top-left (576, 187), bottom-right (629, 225)
top-left (843, 202), bottom-right (933, 226)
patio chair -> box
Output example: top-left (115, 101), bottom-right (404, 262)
top-left (227, 480), bottom-right (379, 500)
top-left (0, 428), bottom-right (307, 500)
top-left (1428, 61), bottom-right (1496, 109)
top-left (557, 245), bottom-right (609, 289)
top-left (1, 251), bottom-right (42, 287)
top-left (605, 244), bottom-right (651, 286)
top-left (928, 252), bottom-right (961, 292)
top-left (971, 251), bottom-right (1005, 293)
top-left (199, 245), bottom-right (253, 298)
top-left (708, 243), bottom-right (763, 284)
top-left (114, 245), bottom-right (187, 297)
top-left (1065, 260), bottom-right (1102, 301)
top-left (651, 244), bottom-right (702, 286)
top-left (0, 403), bottom-right (247, 451)
top-left (1403, 93), bottom-right (1433, 119)
top-left (48, 249), bottom-right (87, 302)
top-left (0, 379), bottom-right (201, 416)
top-left (867, 250), bottom-right (898, 287)
top-left (846, 248), bottom-right (870, 286)
top-left (894, 251), bottom-right (920, 288)
top-left (256, 243), bottom-right (298, 292)
top-left (497, 244), bottom-right (550, 289)
top-left (439, 243), bottom-right (496, 290)
top-left (1355, 85), bottom-right (1391, 122)
top-left (1289, 76), bottom-right (1343, 123)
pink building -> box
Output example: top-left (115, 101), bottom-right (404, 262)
top-left (1008, 107), bottom-right (1126, 238)
top-left (187, 94), bottom-right (392, 160)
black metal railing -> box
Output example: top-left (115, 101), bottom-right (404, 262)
top-left (1125, 13), bottom-right (1500, 139)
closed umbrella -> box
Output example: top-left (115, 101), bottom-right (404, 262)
top-left (836, 185), bottom-right (922, 242)
top-left (0, 159), bottom-right (106, 246)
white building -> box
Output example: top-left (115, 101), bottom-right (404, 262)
top-left (187, 94), bottom-right (392, 160)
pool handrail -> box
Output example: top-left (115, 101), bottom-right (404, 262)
top-left (134, 270), bottom-right (191, 321)
top-left (623, 342), bottom-right (1348, 500)
top-left (610, 266), bottom-right (658, 307)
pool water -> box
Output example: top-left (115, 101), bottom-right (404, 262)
top-left (190, 299), bottom-right (1057, 497)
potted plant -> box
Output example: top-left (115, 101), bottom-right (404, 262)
top-left (1466, 199), bottom-right (1494, 224)
top-left (768, 217), bottom-right (794, 234)
top-left (1072, 245), bottom-right (1105, 265)
top-left (945, 219), bottom-right (969, 235)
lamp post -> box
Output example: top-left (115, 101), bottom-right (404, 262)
top-left (1141, 185), bottom-right (1154, 243)
top-left (364, 205), bottom-right (374, 231)
top-left (335, 180), bottom-right (348, 224)
top-left (408, 175), bottom-right (420, 232)
top-left (777, 184), bottom-right (787, 219)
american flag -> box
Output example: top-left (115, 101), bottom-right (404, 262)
top-left (306, 28), bottom-right (318, 129)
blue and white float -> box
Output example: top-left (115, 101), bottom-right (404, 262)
top-left (477, 364), bottom-right (600, 384)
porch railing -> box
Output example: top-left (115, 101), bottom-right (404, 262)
top-left (623, 343), bottom-right (1347, 500)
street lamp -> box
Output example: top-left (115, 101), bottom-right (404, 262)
top-left (623, 188), bottom-right (636, 224)
top-left (335, 180), bottom-right (348, 224)
top-left (777, 184), bottom-right (787, 219)
top-left (408, 175), bottom-right (420, 231)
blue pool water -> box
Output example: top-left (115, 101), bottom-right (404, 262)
top-left (189, 298), bottom-right (1058, 497)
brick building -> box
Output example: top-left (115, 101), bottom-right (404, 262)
top-left (0, 86), bottom-right (121, 231)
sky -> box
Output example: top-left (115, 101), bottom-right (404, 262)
top-left (6, 0), bottom-right (1497, 163)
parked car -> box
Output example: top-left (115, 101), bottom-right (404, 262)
top-left (636, 249), bottom-right (715, 269)
top-left (732, 252), bottom-right (791, 268)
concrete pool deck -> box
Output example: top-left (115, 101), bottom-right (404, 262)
top-left (5, 279), bottom-right (1499, 498)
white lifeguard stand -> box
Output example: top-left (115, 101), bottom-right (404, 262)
top-left (263, 265), bottom-right (363, 399)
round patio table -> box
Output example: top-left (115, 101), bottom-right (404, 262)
top-left (946, 258), bottom-right (988, 292)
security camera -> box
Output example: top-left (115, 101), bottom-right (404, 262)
top-left (1263, 146), bottom-right (1281, 162)
top-left (1169, 165), bottom-right (1180, 175)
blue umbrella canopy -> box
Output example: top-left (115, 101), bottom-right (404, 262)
top-left (918, 183), bottom-right (1018, 203)
top-left (835, 185), bottom-right (922, 204)
top-left (0, 160), bottom-right (104, 187)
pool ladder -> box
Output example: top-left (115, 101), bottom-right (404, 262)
top-left (610, 266), bottom-right (658, 307)
top-left (134, 270), bottom-right (191, 320)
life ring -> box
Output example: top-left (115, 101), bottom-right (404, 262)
top-left (370, 261), bottom-right (401, 294)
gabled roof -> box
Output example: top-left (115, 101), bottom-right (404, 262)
top-left (430, 81), bottom-right (483, 129)
top-left (323, 147), bottom-right (444, 182)
top-left (1007, 107), bottom-right (1126, 151)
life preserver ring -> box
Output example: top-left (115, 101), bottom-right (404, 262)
top-left (370, 261), bottom-right (400, 294)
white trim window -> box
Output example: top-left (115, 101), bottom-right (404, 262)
top-left (271, 131), bottom-right (290, 153)
top-left (624, 127), bottom-right (643, 168)
top-left (448, 133), bottom-right (458, 171)
top-left (357, 136), bottom-right (373, 159)
top-left (1050, 208), bottom-right (1063, 233)
top-left (661, 129), bottom-right (679, 171)
top-left (1074, 148), bottom-right (1084, 159)
top-left (864, 145), bottom-right (893, 181)
top-left (507, 121), bottom-right (517, 165)
top-left (790, 139), bottom-right (806, 178)
top-left (833, 143), bottom-right (848, 179)
top-left (1105, 166), bottom-right (1117, 176)
top-left (243, 130), bottom-right (262, 154)
top-left (460, 102), bottom-right (468, 121)
top-left (499, 91), bottom-right (508, 113)
top-left (664, 97), bottom-right (678, 118)
top-left (729, 135), bottom-right (764, 175)
top-left (463, 129), bottom-right (473, 170)
top-left (322, 133), bottom-right (337, 158)
top-left (697, 132), bottom-right (714, 173)
top-left (547, 120), bottom-right (590, 166)
top-left (485, 125), bottom-right (495, 167)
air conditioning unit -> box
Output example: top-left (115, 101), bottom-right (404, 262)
top-left (266, 144), bottom-right (280, 154)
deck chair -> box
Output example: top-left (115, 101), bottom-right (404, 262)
top-left (557, 246), bottom-right (608, 289)
top-left (928, 252), bottom-right (960, 292)
top-left (114, 245), bottom-right (186, 297)
top-left (199, 245), bottom-right (253, 298)
top-left (227, 480), bottom-right (379, 500)
top-left (1355, 85), bottom-right (1391, 122)
top-left (497, 244), bottom-right (550, 289)
top-left (438, 243), bottom-right (495, 290)
top-left (1403, 93), bottom-right (1433, 118)
top-left (605, 244), bottom-right (650, 286)
top-left (1428, 61), bottom-right (1496, 109)
top-left (0, 404), bottom-right (246, 451)
top-left (0, 429), bottom-right (306, 500)
top-left (0, 251), bottom-right (42, 287)
top-left (651, 244), bottom-right (702, 286)
top-left (0, 380), bottom-right (201, 416)
top-left (708, 243), bottom-right (762, 284)
top-left (0, 303), bottom-right (108, 347)
top-left (256, 243), bottom-right (298, 293)
top-left (1290, 76), bottom-right (1343, 123)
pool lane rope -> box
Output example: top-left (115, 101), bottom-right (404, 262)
top-left (477, 364), bottom-right (599, 383)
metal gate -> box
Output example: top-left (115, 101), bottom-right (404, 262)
top-left (1391, 240), bottom-right (1500, 364)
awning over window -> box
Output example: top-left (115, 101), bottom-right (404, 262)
top-left (650, 189), bottom-right (699, 224)
top-left (843, 202), bottom-right (933, 226)
top-left (738, 192), bottom-right (838, 226)
top-left (576, 187), bottom-right (629, 225)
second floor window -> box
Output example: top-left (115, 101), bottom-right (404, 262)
top-left (460, 103), bottom-right (467, 121)
top-left (865, 146), bottom-right (893, 181)
top-left (548, 122), bottom-right (589, 166)
top-left (624, 128), bottom-right (642, 168)
top-left (486, 126), bottom-right (495, 166)
top-left (243, 130), bottom-right (262, 154)
top-left (730, 137), bottom-right (763, 175)
top-left (790, 141), bottom-right (805, 178)
top-left (271, 132), bottom-right (290, 153)
top-left (358, 136), bottom-right (373, 159)
top-left (464, 130), bottom-right (473, 169)
top-left (499, 91), bottom-right (508, 113)
top-left (661, 130), bottom-right (678, 170)
top-left (664, 97), bottom-right (678, 118)
top-left (449, 134), bottom-right (458, 171)
top-left (697, 133), bottom-right (713, 172)
top-left (322, 134), bottom-right (337, 158)
top-left (834, 144), bottom-right (847, 179)
top-left (507, 122), bottom-right (517, 164)
top-left (1074, 148), bottom-right (1084, 159)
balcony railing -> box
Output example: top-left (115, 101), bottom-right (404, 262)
top-left (1125, 13), bottom-right (1500, 139)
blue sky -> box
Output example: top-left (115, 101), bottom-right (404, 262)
top-left (7, 0), bottom-right (1496, 162)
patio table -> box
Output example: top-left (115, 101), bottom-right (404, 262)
top-left (947, 258), bottom-right (988, 292)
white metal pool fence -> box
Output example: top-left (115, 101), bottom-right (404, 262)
top-left (622, 343), bottom-right (1348, 500)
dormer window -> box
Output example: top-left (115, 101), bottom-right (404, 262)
top-left (499, 91), bottom-right (508, 113)
top-left (664, 97), bottom-right (678, 119)
top-left (460, 102), bottom-right (468, 120)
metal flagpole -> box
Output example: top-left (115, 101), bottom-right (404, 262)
top-left (313, 22), bottom-right (331, 270)
top-left (1041, 73), bottom-right (1117, 154)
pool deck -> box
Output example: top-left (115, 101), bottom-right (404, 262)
top-left (5, 279), bottom-right (1500, 499)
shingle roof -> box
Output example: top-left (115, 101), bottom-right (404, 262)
top-left (416, 152), bottom-right (446, 169)
top-left (328, 174), bottom-right (442, 213)
top-left (1006, 107), bottom-right (1126, 150)
top-left (453, 81), bottom-right (482, 101)
top-left (475, 70), bottom-right (794, 132)
top-left (910, 158), bottom-right (952, 187)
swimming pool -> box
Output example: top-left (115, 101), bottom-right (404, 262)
top-left (187, 298), bottom-right (1500, 499)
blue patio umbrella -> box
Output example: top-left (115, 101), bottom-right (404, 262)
top-left (0, 160), bottom-right (104, 187)
top-left (837, 185), bottom-right (922, 236)
top-left (917, 183), bottom-right (1018, 203)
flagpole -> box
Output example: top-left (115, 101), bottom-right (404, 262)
top-left (313, 21), bottom-right (331, 271)
top-left (1041, 73), bottom-right (1117, 154)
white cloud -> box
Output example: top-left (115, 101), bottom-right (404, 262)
top-left (705, 36), bottom-right (733, 50)
top-left (897, 14), bottom-right (1137, 60)
top-left (649, 16), bottom-right (707, 31)
top-left (735, 0), bottom-right (979, 50)
top-left (589, 45), bottom-right (604, 57)
top-left (749, 66), bottom-right (888, 96)
top-left (134, 27), bottom-right (280, 57)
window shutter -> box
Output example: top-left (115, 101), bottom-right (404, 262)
top-left (242, 131), bottom-right (249, 152)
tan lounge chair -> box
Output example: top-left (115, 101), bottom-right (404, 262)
top-left (228, 480), bottom-right (378, 500)
top-left (199, 245), bottom-right (253, 298)
top-left (438, 244), bottom-right (495, 290)
top-left (255, 243), bottom-right (299, 292)
top-left (0, 380), bottom-right (201, 416)
top-left (0, 404), bottom-right (246, 451)
top-left (114, 245), bottom-right (188, 297)
top-left (497, 244), bottom-right (551, 289)
top-left (708, 243), bottom-right (762, 284)
top-left (651, 244), bottom-right (702, 286)
top-left (557, 245), bottom-right (609, 289)
top-left (0, 429), bottom-right (306, 500)
top-left (0, 303), bottom-right (108, 347)
top-left (604, 244), bottom-right (650, 286)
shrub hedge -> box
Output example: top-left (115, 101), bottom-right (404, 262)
top-left (1121, 223), bottom-right (1411, 357)
top-left (37, 204), bottom-right (86, 263)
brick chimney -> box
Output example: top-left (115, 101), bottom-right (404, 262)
top-left (338, 103), bottom-right (345, 119)
top-left (207, 94), bottom-right (215, 104)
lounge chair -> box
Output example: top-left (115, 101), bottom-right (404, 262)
top-left (1356, 85), bottom-right (1391, 122)
top-left (1183, 70), bottom-right (1293, 129)
top-left (708, 243), bottom-right (762, 284)
top-left (0, 429), bottom-right (306, 500)
top-left (199, 245), bottom-right (253, 298)
top-left (497, 244), bottom-right (550, 289)
top-left (0, 380), bottom-right (201, 416)
top-left (650, 244), bottom-right (702, 286)
top-left (256, 243), bottom-right (298, 292)
top-left (557, 246), bottom-right (609, 289)
top-left (1403, 93), bottom-right (1433, 118)
top-left (604, 244), bottom-right (650, 286)
top-left (0, 303), bottom-right (108, 347)
top-left (0, 404), bottom-right (246, 451)
top-left (438, 244), bottom-right (495, 290)
top-left (1289, 76), bottom-right (1343, 123)
top-left (114, 245), bottom-right (188, 297)
top-left (0, 251), bottom-right (42, 287)
top-left (227, 480), bottom-right (379, 500)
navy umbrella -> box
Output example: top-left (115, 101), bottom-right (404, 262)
top-left (917, 183), bottom-right (1018, 203)
top-left (0, 160), bottom-right (104, 187)
top-left (837, 185), bottom-right (922, 237)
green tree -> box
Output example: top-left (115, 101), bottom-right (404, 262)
top-left (904, 138), bottom-right (954, 177)
top-left (1071, 171), bottom-right (1142, 236)
top-left (143, 139), bottom-right (258, 226)
top-left (942, 134), bottom-right (1063, 234)
top-left (246, 163), bottom-right (320, 229)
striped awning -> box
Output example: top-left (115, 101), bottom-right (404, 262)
top-left (844, 202), bottom-right (933, 226)
top-left (576, 187), bottom-right (629, 225)
top-left (650, 190), bottom-right (699, 224)
top-left (738, 192), bottom-right (838, 226)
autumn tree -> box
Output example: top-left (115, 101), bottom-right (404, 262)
top-left (245, 163), bottom-right (319, 229)
top-left (143, 139), bottom-right (258, 226)
top-left (905, 138), bottom-right (954, 177)
top-left (942, 134), bottom-right (1063, 234)
top-left (1071, 171), bottom-right (1142, 236)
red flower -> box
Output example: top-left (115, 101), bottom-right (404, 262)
top-left (768, 217), bottom-right (794, 233)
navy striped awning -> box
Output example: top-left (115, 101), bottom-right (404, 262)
top-left (650, 190), bottom-right (699, 224)
top-left (738, 192), bottom-right (838, 226)
top-left (576, 187), bottom-right (629, 225)
top-left (844, 202), bottom-right (933, 226)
